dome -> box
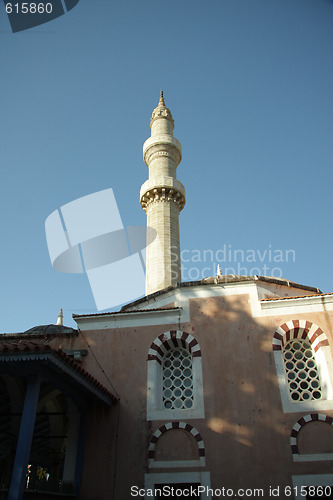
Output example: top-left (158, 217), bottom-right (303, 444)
top-left (23, 324), bottom-right (77, 335)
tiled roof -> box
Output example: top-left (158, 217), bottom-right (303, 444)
top-left (0, 340), bottom-right (118, 402)
top-left (0, 324), bottom-right (78, 337)
top-left (24, 324), bottom-right (77, 335)
top-left (261, 292), bottom-right (333, 302)
top-left (72, 307), bottom-right (180, 319)
top-left (120, 276), bottom-right (322, 311)
top-left (72, 277), bottom-right (323, 318)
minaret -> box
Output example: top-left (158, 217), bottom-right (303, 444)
top-left (140, 91), bottom-right (185, 295)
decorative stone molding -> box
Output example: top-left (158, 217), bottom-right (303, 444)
top-left (140, 187), bottom-right (185, 211)
top-left (151, 106), bottom-right (174, 124)
top-left (290, 413), bottom-right (333, 460)
top-left (143, 136), bottom-right (182, 167)
top-left (148, 330), bottom-right (201, 364)
top-left (140, 176), bottom-right (185, 195)
top-left (146, 150), bottom-right (180, 166)
top-left (272, 320), bottom-right (329, 352)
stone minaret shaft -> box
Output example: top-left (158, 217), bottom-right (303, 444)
top-left (140, 91), bottom-right (185, 295)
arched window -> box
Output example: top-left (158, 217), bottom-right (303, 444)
top-left (273, 320), bottom-right (333, 412)
top-left (283, 339), bottom-right (322, 402)
top-left (147, 331), bottom-right (204, 420)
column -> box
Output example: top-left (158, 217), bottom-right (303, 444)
top-left (8, 375), bottom-right (41, 500)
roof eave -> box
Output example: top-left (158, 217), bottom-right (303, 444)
top-left (0, 350), bottom-right (117, 406)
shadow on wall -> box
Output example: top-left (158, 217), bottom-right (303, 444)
top-left (187, 293), bottom-right (333, 492)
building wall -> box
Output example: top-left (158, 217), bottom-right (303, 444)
top-left (64, 285), bottom-right (333, 499)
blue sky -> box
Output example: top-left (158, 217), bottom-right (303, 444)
top-left (1, 0), bottom-right (333, 333)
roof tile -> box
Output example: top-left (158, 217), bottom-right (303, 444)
top-left (0, 340), bottom-right (118, 401)
top-left (261, 292), bottom-right (333, 302)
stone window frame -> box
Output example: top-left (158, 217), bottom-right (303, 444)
top-left (148, 421), bottom-right (206, 469)
top-left (147, 330), bottom-right (204, 420)
top-left (273, 320), bottom-right (333, 413)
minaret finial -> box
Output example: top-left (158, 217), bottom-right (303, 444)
top-left (159, 89), bottom-right (165, 106)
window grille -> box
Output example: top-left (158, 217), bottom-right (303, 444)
top-left (162, 348), bottom-right (194, 410)
top-left (283, 340), bottom-right (322, 402)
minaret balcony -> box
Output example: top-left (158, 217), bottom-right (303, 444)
top-left (140, 178), bottom-right (186, 212)
top-left (143, 135), bottom-right (182, 167)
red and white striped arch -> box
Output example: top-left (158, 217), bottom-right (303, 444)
top-left (148, 421), bottom-right (205, 463)
top-left (272, 320), bottom-right (329, 352)
top-left (290, 413), bottom-right (333, 455)
top-left (148, 330), bottom-right (201, 364)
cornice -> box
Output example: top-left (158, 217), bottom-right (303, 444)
top-left (73, 307), bottom-right (182, 331)
top-left (140, 186), bottom-right (185, 211)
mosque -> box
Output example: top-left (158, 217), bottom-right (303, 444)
top-left (1, 93), bottom-right (333, 500)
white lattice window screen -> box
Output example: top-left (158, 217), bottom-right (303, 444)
top-left (283, 339), bottom-right (322, 402)
top-left (162, 348), bottom-right (194, 410)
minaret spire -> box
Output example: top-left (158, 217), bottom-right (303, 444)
top-left (159, 89), bottom-right (165, 106)
top-left (141, 92), bottom-right (185, 295)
